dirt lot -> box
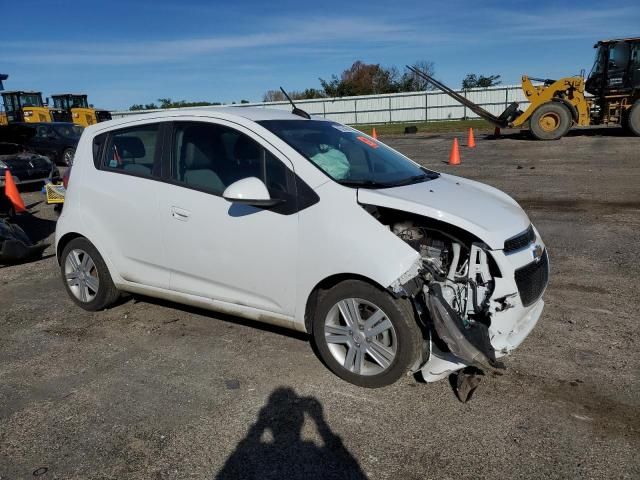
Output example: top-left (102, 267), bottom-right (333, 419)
top-left (1, 128), bottom-right (639, 480)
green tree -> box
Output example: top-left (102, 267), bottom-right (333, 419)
top-left (462, 74), bottom-right (502, 89)
top-left (130, 98), bottom-right (222, 110)
top-left (399, 61), bottom-right (437, 91)
top-left (318, 60), bottom-right (437, 97)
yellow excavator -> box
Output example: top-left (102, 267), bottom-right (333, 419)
top-left (408, 37), bottom-right (640, 140)
top-left (50, 94), bottom-right (112, 127)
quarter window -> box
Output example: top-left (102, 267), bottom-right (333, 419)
top-left (171, 122), bottom-right (290, 196)
top-left (103, 124), bottom-right (160, 177)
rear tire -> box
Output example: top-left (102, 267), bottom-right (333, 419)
top-left (60, 237), bottom-right (119, 311)
top-left (312, 280), bottom-right (422, 388)
top-left (529, 102), bottom-right (572, 140)
top-left (626, 101), bottom-right (640, 136)
top-left (62, 148), bottom-right (75, 167)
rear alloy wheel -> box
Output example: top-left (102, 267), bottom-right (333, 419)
top-left (62, 148), bottom-right (75, 166)
top-left (530, 102), bottom-right (572, 140)
top-left (312, 280), bottom-right (422, 388)
top-left (626, 101), bottom-right (640, 136)
top-left (60, 237), bottom-right (119, 311)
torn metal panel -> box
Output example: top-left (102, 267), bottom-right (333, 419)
top-left (389, 257), bottom-right (423, 296)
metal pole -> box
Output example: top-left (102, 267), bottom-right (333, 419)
top-left (389, 96), bottom-right (392, 123)
top-left (463, 90), bottom-right (467, 120)
top-left (425, 91), bottom-right (428, 122)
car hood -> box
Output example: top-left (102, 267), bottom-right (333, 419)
top-left (357, 173), bottom-right (530, 249)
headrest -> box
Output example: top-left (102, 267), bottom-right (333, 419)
top-left (184, 140), bottom-right (214, 169)
top-left (234, 136), bottom-right (260, 162)
top-left (113, 136), bottom-right (145, 158)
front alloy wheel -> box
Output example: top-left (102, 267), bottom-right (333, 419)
top-left (324, 298), bottom-right (397, 375)
top-left (312, 280), bottom-right (422, 388)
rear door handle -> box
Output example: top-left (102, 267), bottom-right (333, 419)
top-left (170, 206), bottom-right (191, 221)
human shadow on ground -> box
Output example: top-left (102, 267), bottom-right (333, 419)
top-left (215, 387), bottom-right (368, 480)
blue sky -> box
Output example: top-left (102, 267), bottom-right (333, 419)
top-left (1, 0), bottom-right (638, 110)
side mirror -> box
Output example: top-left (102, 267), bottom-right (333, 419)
top-left (222, 177), bottom-right (283, 207)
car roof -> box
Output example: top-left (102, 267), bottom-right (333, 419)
top-left (105, 106), bottom-right (323, 127)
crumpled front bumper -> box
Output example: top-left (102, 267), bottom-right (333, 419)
top-left (421, 298), bottom-right (544, 382)
top-left (420, 229), bottom-right (548, 382)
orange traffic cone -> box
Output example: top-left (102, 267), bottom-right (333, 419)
top-left (448, 138), bottom-right (461, 165)
top-left (4, 170), bottom-right (26, 213)
top-left (372, 128), bottom-right (378, 139)
top-left (467, 128), bottom-right (476, 148)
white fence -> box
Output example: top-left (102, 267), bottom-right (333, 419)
top-left (110, 84), bottom-right (530, 125)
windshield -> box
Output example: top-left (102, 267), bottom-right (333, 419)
top-left (258, 120), bottom-right (438, 188)
top-left (19, 94), bottom-right (43, 107)
top-left (53, 97), bottom-right (69, 109)
top-left (53, 124), bottom-right (83, 138)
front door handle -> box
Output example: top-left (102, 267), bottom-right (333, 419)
top-left (170, 206), bottom-right (191, 221)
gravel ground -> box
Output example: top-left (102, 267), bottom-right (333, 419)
top-left (1, 128), bottom-right (639, 479)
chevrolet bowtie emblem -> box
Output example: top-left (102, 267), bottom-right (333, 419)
top-left (532, 244), bottom-right (544, 262)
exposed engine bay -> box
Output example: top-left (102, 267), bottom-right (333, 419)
top-left (383, 215), bottom-right (507, 372)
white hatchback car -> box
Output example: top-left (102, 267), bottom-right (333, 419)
top-left (56, 107), bottom-right (548, 387)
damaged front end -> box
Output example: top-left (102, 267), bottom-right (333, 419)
top-left (384, 215), bottom-right (548, 382)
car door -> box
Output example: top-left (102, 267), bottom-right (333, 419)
top-left (28, 125), bottom-right (59, 161)
top-left (85, 122), bottom-right (170, 289)
top-left (156, 119), bottom-right (300, 316)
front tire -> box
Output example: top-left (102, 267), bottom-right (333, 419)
top-left (312, 280), bottom-right (422, 388)
top-left (529, 102), bottom-right (572, 140)
top-left (60, 237), bottom-right (119, 311)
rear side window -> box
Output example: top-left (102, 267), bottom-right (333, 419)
top-left (102, 124), bottom-right (161, 178)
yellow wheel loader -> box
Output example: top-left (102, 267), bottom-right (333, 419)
top-left (0, 91), bottom-right (53, 123)
top-left (50, 94), bottom-right (112, 127)
top-left (407, 37), bottom-right (640, 140)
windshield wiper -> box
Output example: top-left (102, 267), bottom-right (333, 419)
top-left (338, 179), bottom-right (396, 188)
top-left (385, 172), bottom-right (438, 187)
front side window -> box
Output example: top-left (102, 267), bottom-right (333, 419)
top-left (171, 122), bottom-right (290, 197)
top-left (608, 42), bottom-right (630, 70)
top-left (103, 124), bottom-right (160, 177)
top-left (258, 120), bottom-right (438, 188)
top-left (35, 126), bottom-right (49, 138)
top-left (71, 96), bottom-right (88, 108)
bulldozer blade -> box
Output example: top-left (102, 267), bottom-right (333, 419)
top-left (407, 65), bottom-right (512, 128)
